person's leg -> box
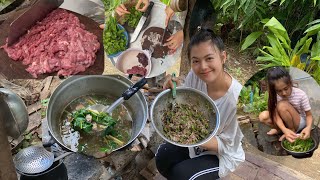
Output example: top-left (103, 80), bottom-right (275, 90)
top-left (169, 155), bottom-right (219, 180)
top-left (155, 143), bottom-right (190, 178)
top-left (297, 115), bottom-right (306, 133)
top-left (276, 100), bottom-right (301, 132)
top-left (259, 110), bottom-right (279, 135)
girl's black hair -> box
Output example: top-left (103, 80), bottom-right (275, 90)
top-left (187, 27), bottom-right (225, 59)
top-left (267, 66), bottom-right (292, 122)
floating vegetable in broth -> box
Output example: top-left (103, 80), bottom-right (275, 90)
top-left (60, 94), bottom-right (132, 155)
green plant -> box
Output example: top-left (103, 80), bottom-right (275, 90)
top-left (71, 109), bottom-right (117, 134)
top-left (104, 16), bottom-right (127, 55)
top-left (239, 83), bottom-right (268, 116)
top-left (212, 0), bottom-right (320, 39)
top-left (283, 138), bottom-right (314, 152)
top-left (123, 7), bottom-right (143, 28)
top-left (241, 17), bottom-right (320, 83)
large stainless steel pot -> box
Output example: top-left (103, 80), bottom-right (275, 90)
top-left (46, 75), bottom-right (148, 153)
top-left (0, 88), bottom-right (28, 139)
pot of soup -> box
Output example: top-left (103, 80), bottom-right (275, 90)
top-left (46, 75), bottom-right (148, 156)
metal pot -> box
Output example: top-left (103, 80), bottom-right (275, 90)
top-left (20, 160), bottom-right (68, 180)
top-left (0, 88), bottom-right (28, 139)
top-left (150, 87), bottom-right (220, 147)
top-left (46, 75), bottom-right (148, 153)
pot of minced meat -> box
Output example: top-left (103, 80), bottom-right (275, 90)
top-left (150, 87), bottom-right (220, 147)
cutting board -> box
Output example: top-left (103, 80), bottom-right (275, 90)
top-left (0, 7), bottom-right (104, 79)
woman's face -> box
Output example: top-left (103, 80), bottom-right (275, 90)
top-left (274, 78), bottom-right (292, 99)
top-left (190, 41), bottom-right (226, 84)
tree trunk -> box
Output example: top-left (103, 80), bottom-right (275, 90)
top-left (179, 0), bottom-right (197, 76)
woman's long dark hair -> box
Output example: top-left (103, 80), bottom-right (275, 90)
top-left (267, 67), bottom-right (292, 122)
top-left (187, 27), bottom-right (225, 60)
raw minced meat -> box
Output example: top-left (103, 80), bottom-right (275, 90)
top-left (1, 9), bottom-right (100, 78)
top-left (137, 52), bottom-right (148, 67)
top-left (127, 65), bottom-right (147, 76)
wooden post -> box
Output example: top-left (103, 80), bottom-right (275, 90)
top-left (0, 96), bottom-right (18, 180)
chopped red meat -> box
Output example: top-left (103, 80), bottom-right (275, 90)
top-left (1, 9), bottom-right (100, 78)
top-left (127, 66), bottom-right (147, 76)
top-left (137, 52), bottom-right (148, 67)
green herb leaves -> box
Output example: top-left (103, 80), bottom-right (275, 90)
top-left (71, 109), bottom-right (116, 134)
top-left (283, 138), bottom-right (314, 152)
top-left (123, 7), bottom-right (143, 28)
top-left (104, 16), bottom-right (127, 55)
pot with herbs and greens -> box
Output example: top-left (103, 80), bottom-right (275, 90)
top-left (281, 135), bottom-right (317, 158)
top-left (150, 87), bottom-right (220, 147)
top-left (46, 75), bottom-right (148, 157)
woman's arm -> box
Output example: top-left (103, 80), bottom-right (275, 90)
top-left (300, 110), bottom-right (313, 139)
top-left (199, 137), bottom-right (218, 152)
top-left (274, 111), bottom-right (298, 143)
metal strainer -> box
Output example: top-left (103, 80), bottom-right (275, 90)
top-left (13, 146), bottom-right (72, 174)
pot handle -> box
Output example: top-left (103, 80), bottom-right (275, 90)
top-left (43, 137), bottom-right (56, 148)
top-left (122, 77), bottom-right (147, 100)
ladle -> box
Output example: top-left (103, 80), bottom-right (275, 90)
top-left (14, 145), bottom-right (72, 174)
top-left (88, 77), bottom-right (147, 114)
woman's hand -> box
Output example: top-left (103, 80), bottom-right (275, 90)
top-left (279, 128), bottom-right (299, 143)
top-left (162, 74), bottom-right (181, 90)
top-left (299, 126), bottom-right (311, 140)
top-left (115, 4), bottom-right (130, 16)
top-left (136, 0), bottom-right (150, 12)
top-left (165, 6), bottom-right (175, 26)
top-left (164, 30), bottom-right (183, 54)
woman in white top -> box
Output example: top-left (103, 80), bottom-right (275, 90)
top-left (155, 26), bottom-right (245, 179)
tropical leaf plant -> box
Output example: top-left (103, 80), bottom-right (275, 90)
top-left (212, 0), bottom-right (320, 43)
top-left (241, 17), bottom-right (320, 83)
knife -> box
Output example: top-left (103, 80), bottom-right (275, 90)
top-left (7, 0), bottom-right (64, 46)
top-left (160, 24), bottom-right (168, 46)
top-left (130, 1), bottom-right (154, 43)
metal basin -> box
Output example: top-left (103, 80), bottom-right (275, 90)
top-left (150, 87), bottom-right (220, 147)
top-left (0, 88), bottom-right (28, 139)
top-left (46, 75), bottom-right (148, 153)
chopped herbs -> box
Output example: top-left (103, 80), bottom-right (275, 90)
top-left (162, 103), bottom-right (210, 144)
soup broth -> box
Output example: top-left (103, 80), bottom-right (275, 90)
top-left (60, 94), bottom-right (132, 156)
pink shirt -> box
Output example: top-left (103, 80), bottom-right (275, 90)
top-left (277, 87), bottom-right (311, 117)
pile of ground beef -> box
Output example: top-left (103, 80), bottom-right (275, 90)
top-left (137, 52), bottom-right (148, 67)
top-left (127, 66), bottom-right (147, 76)
top-left (2, 9), bottom-right (100, 78)
top-left (126, 52), bottom-right (148, 76)
top-left (141, 27), bottom-right (171, 59)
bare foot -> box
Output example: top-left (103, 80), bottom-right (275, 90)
top-left (278, 134), bottom-right (285, 141)
top-left (267, 128), bottom-right (279, 135)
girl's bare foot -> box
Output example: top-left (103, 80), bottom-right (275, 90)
top-left (267, 128), bottom-right (279, 135)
